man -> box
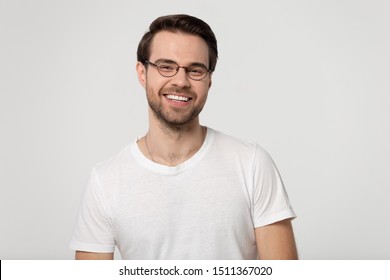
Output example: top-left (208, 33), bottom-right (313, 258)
top-left (70, 14), bottom-right (298, 260)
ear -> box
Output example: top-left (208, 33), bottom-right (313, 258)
top-left (136, 61), bottom-right (147, 88)
top-left (208, 72), bottom-right (213, 88)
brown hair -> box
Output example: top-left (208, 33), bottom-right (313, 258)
top-left (137, 14), bottom-right (218, 72)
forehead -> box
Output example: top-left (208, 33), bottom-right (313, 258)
top-left (149, 31), bottom-right (209, 66)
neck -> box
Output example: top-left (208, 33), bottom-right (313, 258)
top-left (140, 118), bottom-right (206, 166)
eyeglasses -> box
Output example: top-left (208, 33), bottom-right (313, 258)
top-left (144, 60), bottom-right (211, 81)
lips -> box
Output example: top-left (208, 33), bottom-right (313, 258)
top-left (160, 87), bottom-right (195, 105)
top-left (165, 94), bottom-right (191, 102)
top-left (162, 91), bottom-right (194, 105)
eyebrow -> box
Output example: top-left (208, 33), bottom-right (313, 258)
top-left (154, 58), bottom-right (208, 69)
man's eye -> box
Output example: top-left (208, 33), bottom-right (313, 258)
top-left (158, 64), bottom-right (176, 71)
top-left (188, 68), bottom-right (205, 75)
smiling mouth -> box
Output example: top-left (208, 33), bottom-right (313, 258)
top-left (164, 94), bottom-right (192, 102)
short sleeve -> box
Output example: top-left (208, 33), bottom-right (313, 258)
top-left (252, 145), bottom-right (296, 228)
top-left (69, 168), bottom-right (115, 253)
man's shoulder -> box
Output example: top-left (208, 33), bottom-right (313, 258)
top-left (209, 127), bottom-right (271, 161)
top-left (92, 142), bottom-right (134, 176)
top-left (211, 127), bottom-right (257, 151)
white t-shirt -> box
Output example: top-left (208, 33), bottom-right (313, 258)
top-left (70, 127), bottom-right (296, 259)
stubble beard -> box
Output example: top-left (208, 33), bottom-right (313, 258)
top-left (146, 86), bottom-right (207, 130)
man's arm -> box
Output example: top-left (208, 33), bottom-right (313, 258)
top-left (255, 219), bottom-right (298, 259)
top-left (75, 251), bottom-right (114, 260)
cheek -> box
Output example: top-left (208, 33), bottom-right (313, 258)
top-left (146, 78), bottom-right (164, 93)
top-left (197, 83), bottom-right (210, 97)
top-left (146, 75), bottom-right (169, 92)
top-left (194, 86), bottom-right (209, 105)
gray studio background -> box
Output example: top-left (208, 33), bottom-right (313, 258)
top-left (1, 0), bottom-right (389, 259)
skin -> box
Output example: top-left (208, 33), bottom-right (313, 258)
top-left (76, 31), bottom-right (298, 260)
top-left (136, 31), bottom-right (212, 166)
top-left (76, 251), bottom-right (113, 260)
top-left (255, 219), bottom-right (298, 259)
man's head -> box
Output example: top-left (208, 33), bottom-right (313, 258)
top-left (136, 15), bottom-right (218, 128)
top-left (137, 14), bottom-right (218, 72)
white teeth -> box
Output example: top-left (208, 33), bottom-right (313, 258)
top-left (166, 94), bottom-right (189, 102)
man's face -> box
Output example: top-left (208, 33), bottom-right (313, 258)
top-left (137, 31), bottom-right (212, 128)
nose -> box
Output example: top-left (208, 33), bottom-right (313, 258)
top-left (170, 67), bottom-right (191, 88)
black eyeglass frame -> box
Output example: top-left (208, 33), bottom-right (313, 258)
top-left (144, 60), bottom-right (211, 81)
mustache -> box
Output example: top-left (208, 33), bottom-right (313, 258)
top-left (160, 87), bottom-right (195, 97)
